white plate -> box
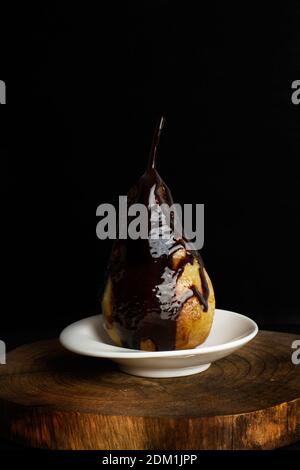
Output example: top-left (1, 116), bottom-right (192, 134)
top-left (59, 309), bottom-right (258, 378)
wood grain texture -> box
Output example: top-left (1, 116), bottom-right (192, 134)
top-left (0, 331), bottom-right (299, 450)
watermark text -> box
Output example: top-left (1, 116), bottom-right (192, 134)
top-left (96, 197), bottom-right (204, 250)
top-left (292, 340), bottom-right (300, 365)
top-left (0, 81), bottom-right (6, 104)
top-left (0, 340), bottom-right (6, 365)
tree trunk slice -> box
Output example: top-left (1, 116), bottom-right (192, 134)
top-left (0, 331), bottom-right (299, 450)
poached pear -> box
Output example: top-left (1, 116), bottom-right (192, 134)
top-left (101, 118), bottom-right (215, 351)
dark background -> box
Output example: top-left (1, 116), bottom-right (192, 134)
top-left (1, 2), bottom-right (300, 352)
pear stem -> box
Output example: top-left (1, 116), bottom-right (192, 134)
top-left (148, 116), bottom-right (165, 169)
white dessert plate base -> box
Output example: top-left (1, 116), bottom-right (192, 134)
top-left (60, 309), bottom-right (258, 378)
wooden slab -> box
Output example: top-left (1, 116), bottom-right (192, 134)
top-left (0, 331), bottom-right (300, 450)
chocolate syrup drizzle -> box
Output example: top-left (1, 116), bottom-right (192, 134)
top-left (106, 117), bottom-right (210, 351)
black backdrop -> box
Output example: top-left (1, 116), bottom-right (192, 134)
top-left (1, 2), bottom-right (300, 350)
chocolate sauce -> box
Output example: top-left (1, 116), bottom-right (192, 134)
top-left (105, 117), bottom-right (209, 351)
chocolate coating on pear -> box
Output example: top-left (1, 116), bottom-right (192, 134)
top-left (101, 117), bottom-right (213, 351)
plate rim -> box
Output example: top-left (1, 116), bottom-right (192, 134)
top-left (59, 309), bottom-right (259, 359)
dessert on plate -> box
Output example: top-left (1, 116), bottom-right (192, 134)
top-left (101, 117), bottom-right (215, 351)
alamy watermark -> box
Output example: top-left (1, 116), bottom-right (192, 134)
top-left (0, 80), bottom-right (6, 104)
top-left (0, 340), bottom-right (6, 365)
top-left (96, 197), bottom-right (204, 251)
top-left (291, 80), bottom-right (300, 105)
top-left (292, 340), bottom-right (300, 365)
